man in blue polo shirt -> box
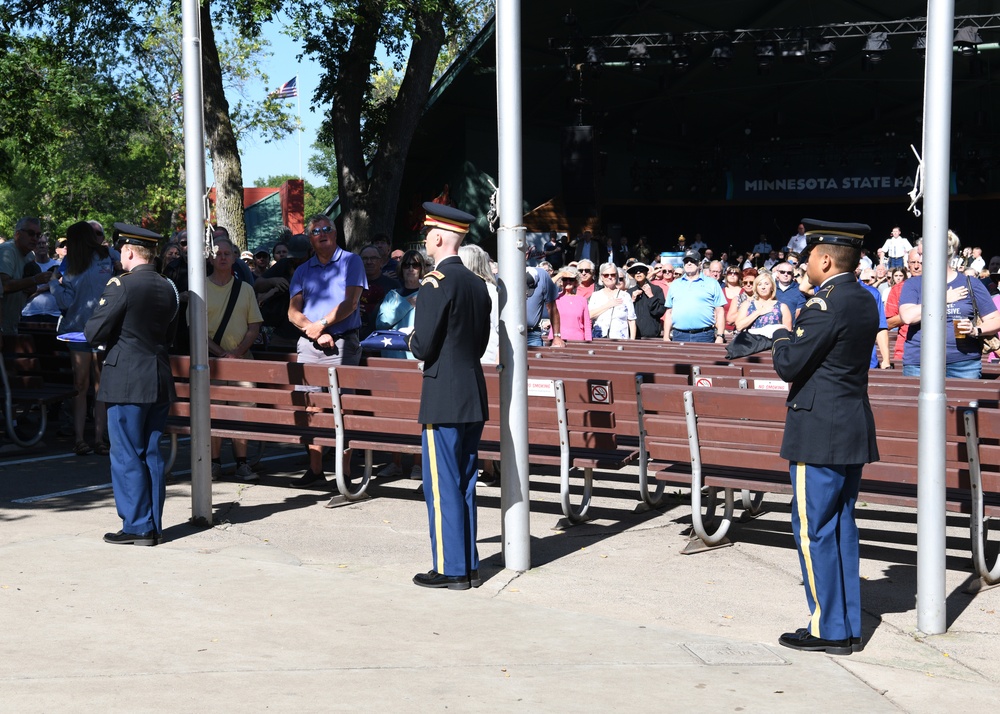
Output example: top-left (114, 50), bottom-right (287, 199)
top-left (663, 250), bottom-right (725, 343)
top-left (287, 214), bottom-right (367, 487)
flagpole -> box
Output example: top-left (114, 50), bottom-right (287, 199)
top-left (297, 74), bottom-right (303, 181)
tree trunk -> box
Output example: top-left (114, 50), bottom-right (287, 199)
top-left (200, 0), bottom-right (247, 250)
top-left (333, 4), bottom-right (446, 252)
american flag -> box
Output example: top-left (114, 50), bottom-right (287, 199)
top-left (271, 77), bottom-right (298, 99)
top-left (170, 90), bottom-right (182, 103)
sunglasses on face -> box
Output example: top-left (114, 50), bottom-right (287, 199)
top-left (579, 268), bottom-right (593, 273)
top-left (775, 269), bottom-right (792, 275)
top-left (402, 262), bottom-right (421, 269)
top-left (311, 225), bottom-right (334, 235)
top-left (601, 273), bottom-right (617, 278)
top-left (742, 280), bottom-right (755, 286)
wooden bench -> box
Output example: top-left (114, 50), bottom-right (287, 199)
top-left (165, 356), bottom-right (355, 488)
top-left (327, 364), bottom-right (640, 522)
top-left (366, 355), bottom-right (685, 513)
top-left (0, 334), bottom-right (77, 447)
top-left (636, 383), bottom-right (1000, 585)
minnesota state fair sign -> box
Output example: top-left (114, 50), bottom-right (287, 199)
top-left (725, 171), bottom-right (938, 200)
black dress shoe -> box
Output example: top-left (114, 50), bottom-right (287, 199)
top-left (104, 530), bottom-right (158, 546)
top-left (779, 629), bottom-right (853, 655)
top-left (290, 469), bottom-right (326, 489)
top-left (793, 627), bottom-right (863, 653)
top-left (413, 570), bottom-right (471, 591)
top-left (470, 569), bottom-right (482, 588)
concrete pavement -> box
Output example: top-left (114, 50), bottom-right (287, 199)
top-left (1, 443), bottom-right (998, 711)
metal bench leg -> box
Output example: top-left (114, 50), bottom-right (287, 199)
top-left (560, 466), bottom-right (594, 525)
top-left (6, 401), bottom-right (47, 448)
top-left (638, 466), bottom-right (667, 509)
top-left (164, 434), bottom-right (178, 476)
top-left (740, 489), bottom-right (765, 518)
top-left (554, 378), bottom-right (592, 526)
top-left (326, 368), bottom-right (371, 507)
top-left (964, 408), bottom-right (1000, 588)
top-left (329, 447), bottom-right (371, 506)
top-left (635, 374), bottom-right (666, 510)
top-left (682, 390), bottom-right (733, 553)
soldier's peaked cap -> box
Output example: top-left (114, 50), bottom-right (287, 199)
top-left (423, 202), bottom-right (475, 235)
top-left (801, 218), bottom-right (870, 250)
top-left (113, 222), bottom-right (161, 248)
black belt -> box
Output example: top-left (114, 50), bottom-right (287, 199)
top-left (673, 326), bottom-right (714, 334)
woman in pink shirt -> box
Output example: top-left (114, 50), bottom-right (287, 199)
top-left (550, 266), bottom-right (592, 342)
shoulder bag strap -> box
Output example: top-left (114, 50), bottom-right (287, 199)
top-left (212, 277), bottom-right (242, 346)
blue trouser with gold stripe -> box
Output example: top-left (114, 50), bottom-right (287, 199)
top-left (108, 402), bottom-right (170, 536)
top-left (789, 463), bottom-right (863, 641)
top-left (422, 422), bottom-right (483, 577)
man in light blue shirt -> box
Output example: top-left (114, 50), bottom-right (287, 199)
top-left (663, 250), bottom-right (725, 343)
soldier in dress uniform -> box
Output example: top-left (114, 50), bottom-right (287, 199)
top-left (771, 218), bottom-right (880, 655)
top-left (85, 223), bottom-right (179, 546)
top-left (407, 202), bottom-right (492, 590)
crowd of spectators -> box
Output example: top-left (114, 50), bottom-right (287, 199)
top-left (525, 226), bottom-right (1000, 373)
top-left (5, 216), bottom-right (1000, 469)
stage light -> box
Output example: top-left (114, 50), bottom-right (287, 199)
top-left (672, 45), bottom-right (691, 71)
top-left (756, 42), bottom-right (776, 68)
top-left (954, 26), bottom-right (983, 56)
top-left (628, 43), bottom-right (649, 73)
top-left (863, 32), bottom-right (890, 63)
top-left (810, 39), bottom-right (836, 66)
top-left (711, 37), bottom-right (734, 69)
top-left (780, 35), bottom-right (809, 61)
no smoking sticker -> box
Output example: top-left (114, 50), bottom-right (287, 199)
top-left (591, 385), bottom-right (610, 403)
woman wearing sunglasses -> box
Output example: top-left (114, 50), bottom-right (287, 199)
top-left (375, 249), bottom-right (426, 360)
top-left (374, 249), bottom-right (428, 480)
top-left (589, 262), bottom-right (636, 339)
top-left (726, 267), bottom-right (758, 330)
top-left (550, 266), bottom-right (592, 341)
top-left (721, 265), bottom-right (744, 337)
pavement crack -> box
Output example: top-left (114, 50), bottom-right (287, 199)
top-left (493, 570), bottom-right (524, 598)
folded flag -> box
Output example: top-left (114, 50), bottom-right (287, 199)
top-left (359, 330), bottom-right (409, 351)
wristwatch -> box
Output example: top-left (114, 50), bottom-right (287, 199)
top-left (554, 332), bottom-right (561, 338)
top-left (320, 318), bottom-right (329, 328)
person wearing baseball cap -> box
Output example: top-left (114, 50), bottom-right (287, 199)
top-left (772, 218), bottom-right (880, 656)
top-left (662, 249), bottom-right (725, 343)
